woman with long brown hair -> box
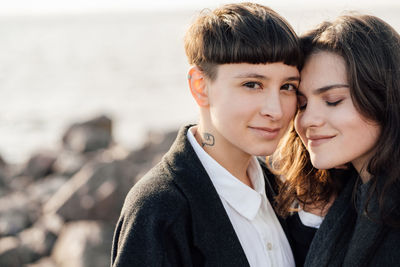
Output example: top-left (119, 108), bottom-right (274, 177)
top-left (271, 14), bottom-right (400, 266)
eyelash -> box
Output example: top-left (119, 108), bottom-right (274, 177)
top-left (243, 81), bottom-right (262, 90)
top-left (297, 99), bottom-right (343, 111)
top-left (326, 100), bottom-right (343, 106)
top-left (281, 83), bottom-right (298, 91)
top-left (242, 82), bottom-right (298, 91)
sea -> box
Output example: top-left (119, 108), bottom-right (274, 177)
top-left (1, 2), bottom-right (399, 164)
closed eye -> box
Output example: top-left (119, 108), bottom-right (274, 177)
top-left (326, 99), bottom-right (343, 106)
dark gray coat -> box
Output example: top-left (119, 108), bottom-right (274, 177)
top-left (305, 175), bottom-right (400, 267)
top-left (111, 125), bottom-right (292, 267)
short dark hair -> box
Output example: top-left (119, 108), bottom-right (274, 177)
top-left (273, 14), bottom-right (400, 227)
top-left (184, 2), bottom-right (301, 80)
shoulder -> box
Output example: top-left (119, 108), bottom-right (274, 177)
top-left (118, 155), bottom-right (194, 231)
top-left (111, 161), bottom-right (193, 266)
top-left (121, 162), bottom-right (189, 222)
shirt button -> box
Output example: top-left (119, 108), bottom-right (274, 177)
top-left (266, 242), bottom-right (273, 251)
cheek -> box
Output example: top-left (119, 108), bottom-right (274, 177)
top-left (282, 95), bottom-right (297, 119)
top-left (341, 117), bottom-right (380, 147)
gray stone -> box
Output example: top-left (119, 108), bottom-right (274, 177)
top-left (26, 257), bottom-right (56, 267)
top-left (0, 168), bottom-right (8, 197)
top-left (51, 221), bottom-right (114, 267)
top-left (0, 192), bottom-right (40, 237)
top-left (43, 156), bottom-right (139, 222)
top-left (34, 214), bottom-right (64, 237)
top-left (7, 175), bottom-right (35, 192)
top-left (52, 151), bottom-right (87, 177)
top-left (62, 115), bottom-right (112, 153)
top-left (0, 154), bottom-right (7, 168)
top-left (26, 175), bottom-right (68, 205)
top-left (127, 128), bottom-right (177, 164)
top-left (0, 236), bottom-right (37, 266)
top-left (18, 226), bottom-right (57, 258)
top-left (23, 152), bottom-right (57, 180)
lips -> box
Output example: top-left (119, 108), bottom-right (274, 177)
top-left (249, 126), bottom-right (281, 139)
top-left (307, 134), bottom-right (335, 147)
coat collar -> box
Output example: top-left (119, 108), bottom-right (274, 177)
top-left (186, 126), bottom-right (263, 220)
top-left (163, 125), bottom-right (250, 266)
top-left (304, 173), bottom-right (358, 267)
top-left (305, 173), bottom-right (390, 267)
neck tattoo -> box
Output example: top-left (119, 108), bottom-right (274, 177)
top-left (201, 132), bottom-right (215, 147)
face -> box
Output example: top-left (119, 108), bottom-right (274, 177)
top-left (205, 62), bottom-right (299, 157)
top-left (295, 51), bottom-right (380, 172)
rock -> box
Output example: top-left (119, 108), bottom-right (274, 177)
top-left (43, 156), bottom-right (139, 222)
top-left (18, 226), bottom-right (57, 258)
top-left (51, 221), bottom-right (114, 267)
top-left (0, 168), bottom-right (8, 196)
top-left (26, 257), bottom-right (56, 267)
top-left (52, 151), bottom-right (88, 177)
top-left (0, 192), bottom-right (40, 237)
top-left (127, 129), bottom-right (177, 164)
top-left (23, 152), bottom-right (57, 180)
top-left (34, 214), bottom-right (64, 237)
top-left (41, 129), bottom-right (178, 223)
top-left (0, 236), bottom-right (37, 266)
top-left (0, 237), bottom-right (20, 267)
top-left (62, 115), bottom-right (112, 153)
top-left (26, 175), bottom-right (68, 205)
top-left (0, 154), bottom-right (7, 168)
top-left (7, 175), bottom-right (35, 192)
top-left (0, 209), bottom-right (30, 237)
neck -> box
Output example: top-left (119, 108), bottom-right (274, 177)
top-left (194, 124), bottom-right (253, 188)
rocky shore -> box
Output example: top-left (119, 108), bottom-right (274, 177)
top-left (0, 115), bottom-right (178, 267)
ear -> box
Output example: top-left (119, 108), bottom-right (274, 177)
top-left (188, 66), bottom-right (209, 107)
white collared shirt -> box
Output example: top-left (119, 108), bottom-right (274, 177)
top-left (187, 127), bottom-right (295, 267)
top-left (298, 209), bottom-right (324, 229)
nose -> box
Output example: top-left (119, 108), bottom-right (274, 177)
top-left (297, 101), bottom-right (325, 128)
top-left (260, 90), bottom-right (283, 121)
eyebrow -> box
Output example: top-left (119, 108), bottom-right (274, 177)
top-left (313, 84), bottom-right (350, 95)
top-left (234, 73), bottom-right (300, 82)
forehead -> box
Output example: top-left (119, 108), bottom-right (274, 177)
top-left (300, 51), bottom-right (348, 91)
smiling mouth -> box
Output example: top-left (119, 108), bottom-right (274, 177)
top-left (308, 135), bottom-right (335, 147)
top-left (249, 126), bottom-right (281, 139)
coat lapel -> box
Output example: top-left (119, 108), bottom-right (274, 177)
top-left (164, 125), bottom-right (250, 266)
top-left (342, 191), bottom-right (388, 266)
top-left (258, 158), bottom-right (292, 237)
top-left (305, 176), bottom-right (358, 267)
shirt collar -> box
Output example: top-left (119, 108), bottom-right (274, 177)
top-left (187, 126), bottom-right (265, 220)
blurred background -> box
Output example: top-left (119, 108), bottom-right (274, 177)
top-left (0, 0), bottom-right (399, 266)
top-left (1, 0), bottom-right (399, 165)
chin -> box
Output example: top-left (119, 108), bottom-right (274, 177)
top-left (252, 147), bottom-right (277, 157)
top-left (310, 157), bottom-right (343, 170)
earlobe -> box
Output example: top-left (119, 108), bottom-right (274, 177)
top-left (188, 66), bottom-right (209, 107)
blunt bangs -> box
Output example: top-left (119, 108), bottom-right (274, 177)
top-left (184, 3), bottom-right (302, 79)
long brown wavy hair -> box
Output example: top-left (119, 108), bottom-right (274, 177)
top-left (271, 14), bottom-right (400, 227)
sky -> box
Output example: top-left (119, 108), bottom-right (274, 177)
top-left (0, 0), bottom-right (399, 15)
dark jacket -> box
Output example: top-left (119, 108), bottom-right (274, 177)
top-left (304, 175), bottom-right (400, 267)
top-left (111, 125), bottom-right (296, 266)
